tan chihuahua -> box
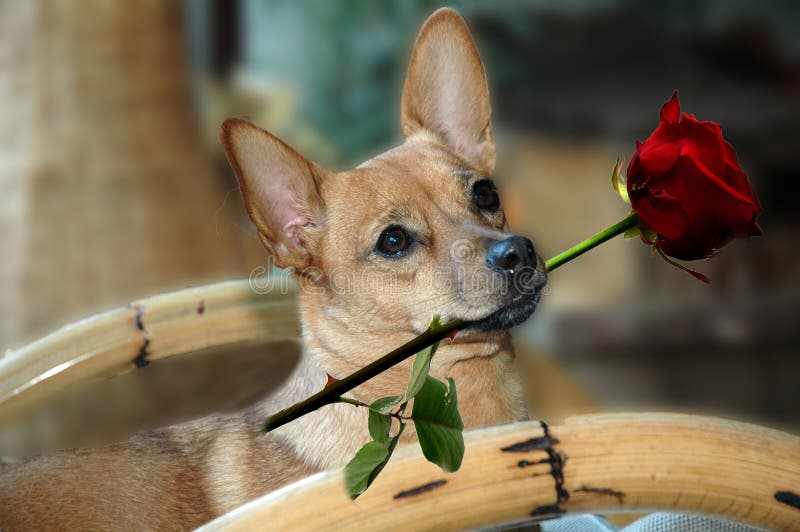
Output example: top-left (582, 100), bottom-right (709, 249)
top-left (1, 9), bottom-right (547, 530)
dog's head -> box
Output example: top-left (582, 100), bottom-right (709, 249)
top-left (221, 8), bottom-right (546, 342)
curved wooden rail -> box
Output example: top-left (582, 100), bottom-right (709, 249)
top-left (198, 413), bottom-right (800, 531)
top-left (0, 278), bottom-right (299, 423)
top-left (3, 282), bottom-right (798, 530)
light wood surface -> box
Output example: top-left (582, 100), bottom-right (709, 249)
top-left (198, 413), bottom-right (800, 531)
top-left (0, 278), bottom-right (299, 424)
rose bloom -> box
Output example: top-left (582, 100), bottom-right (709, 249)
top-left (627, 91), bottom-right (762, 261)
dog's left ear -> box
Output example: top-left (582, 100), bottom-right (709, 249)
top-left (401, 8), bottom-right (495, 174)
top-left (220, 118), bottom-right (327, 271)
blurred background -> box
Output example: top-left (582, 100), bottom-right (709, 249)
top-left (1, 0), bottom-right (798, 459)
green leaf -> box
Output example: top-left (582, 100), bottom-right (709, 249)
top-left (406, 342), bottom-right (439, 400)
top-left (640, 225), bottom-right (658, 244)
top-left (623, 225), bottom-right (641, 239)
top-left (412, 376), bottom-right (464, 472)
top-left (368, 410), bottom-right (391, 442)
top-left (405, 318), bottom-right (442, 400)
top-left (344, 424), bottom-right (404, 500)
top-left (343, 440), bottom-right (392, 499)
top-left (611, 159), bottom-right (630, 204)
top-left (369, 395), bottom-right (402, 415)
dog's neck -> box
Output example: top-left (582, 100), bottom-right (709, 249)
top-left (257, 293), bottom-right (527, 471)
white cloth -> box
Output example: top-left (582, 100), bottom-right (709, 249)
top-left (538, 513), bottom-right (765, 532)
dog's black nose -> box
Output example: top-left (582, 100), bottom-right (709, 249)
top-left (486, 236), bottom-right (536, 273)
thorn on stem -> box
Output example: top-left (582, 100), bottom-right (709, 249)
top-left (325, 373), bottom-right (338, 388)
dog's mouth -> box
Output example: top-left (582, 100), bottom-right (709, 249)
top-left (464, 284), bottom-right (545, 332)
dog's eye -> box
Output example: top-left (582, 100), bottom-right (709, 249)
top-left (376, 225), bottom-right (413, 257)
top-left (472, 179), bottom-right (500, 212)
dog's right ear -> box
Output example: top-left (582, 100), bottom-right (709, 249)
top-left (401, 8), bottom-right (495, 174)
top-left (220, 118), bottom-right (327, 270)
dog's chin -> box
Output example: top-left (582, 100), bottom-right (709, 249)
top-left (465, 290), bottom-right (542, 332)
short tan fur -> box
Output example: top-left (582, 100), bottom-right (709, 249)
top-left (1, 9), bottom-right (550, 530)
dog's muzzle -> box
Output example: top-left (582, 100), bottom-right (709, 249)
top-left (486, 236), bottom-right (536, 274)
top-left (470, 235), bottom-right (547, 331)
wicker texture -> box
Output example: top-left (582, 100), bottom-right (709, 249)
top-left (0, 0), bottom-right (246, 350)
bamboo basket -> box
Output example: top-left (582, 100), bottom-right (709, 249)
top-left (0, 1), bottom-right (249, 352)
top-left (1, 280), bottom-right (798, 531)
top-left (0, 279), bottom-right (299, 427)
top-left (200, 413), bottom-right (800, 531)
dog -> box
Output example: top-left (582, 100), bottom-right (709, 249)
top-left (0, 8), bottom-right (548, 530)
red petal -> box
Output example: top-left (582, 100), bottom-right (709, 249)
top-left (660, 90), bottom-right (680, 125)
top-left (722, 139), bottom-right (740, 167)
top-left (682, 113), bottom-right (721, 135)
top-left (721, 144), bottom-right (761, 209)
top-left (636, 138), bottom-right (682, 177)
top-left (626, 152), bottom-right (640, 183)
top-left (630, 188), bottom-right (690, 240)
top-left (658, 236), bottom-right (713, 261)
top-left (689, 154), bottom-right (759, 207)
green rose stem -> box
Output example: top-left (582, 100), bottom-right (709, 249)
top-left (545, 212), bottom-right (639, 271)
top-left (263, 318), bottom-right (464, 432)
top-left (262, 211), bottom-right (641, 433)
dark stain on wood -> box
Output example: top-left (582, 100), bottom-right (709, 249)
top-left (133, 336), bottom-right (151, 368)
top-left (197, 300), bottom-right (205, 314)
top-left (541, 421), bottom-right (569, 507)
top-left (575, 485), bottom-right (625, 504)
top-left (518, 458), bottom-right (550, 468)
top-left (501, 434), bottom-right (560, 453)
top-left (775, 491), bottom-right (800, 510)
top-left (529, 504), bottom-right (566, 519)
top-left (505, 421), bottom-right (570, 517)
top-left (518, 459), bottom-right (534, 468)
top-left (131, 304), bottom-right (151, 368)
top-left (134, 305), bottom-right (145, 332)
top-left (548, 451), bottom-right (569, 505)
top-left (394, 479), bottom-right (447, 500)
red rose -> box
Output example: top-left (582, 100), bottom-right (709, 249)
top-left (627, 91), bottom-right (762, 261)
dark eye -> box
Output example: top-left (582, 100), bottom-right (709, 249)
top-left (376, 225), bottom-right (413, 257)
top-left (472, 179), bottom-right (500, 212)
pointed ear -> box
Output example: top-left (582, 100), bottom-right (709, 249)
top-left (220, 118), bottom-right (327, 270)
top-left (401, 8), bottom-right (495, 174)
